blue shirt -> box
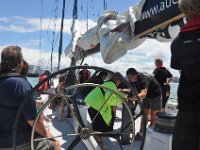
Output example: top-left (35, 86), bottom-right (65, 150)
top-left (0, 76), bottom-right (37, 148)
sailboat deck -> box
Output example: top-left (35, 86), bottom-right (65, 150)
top-left (43, 105), bottom-right (142, 150)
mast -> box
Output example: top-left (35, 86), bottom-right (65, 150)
top-left (70, 0), bottom-right (78, 67)
top-left (57, 0), bottom-right (66, 71)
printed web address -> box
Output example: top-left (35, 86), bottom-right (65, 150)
top-left (141, 0), bottom-right (178, 20)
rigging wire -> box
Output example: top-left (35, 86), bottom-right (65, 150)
top-left (91, 0), bottom-right (95, 20)
top-left (47, 0), bottom-right (58, 45)
top-left (73, 0), bottom-right (85, 66)
top-left (45, 0), bottom-right (58, 71)
top-left (86, 0), bottom-right (89, 31)
top-left (103, 0), bottom-right (107, 10)
top-left (57, 0), bottom-right (66, 71)
top-left (50, 0), bottom-right (59, 71)
top-left (39, 0), bottom-right (44, 66)
top-left (47, 0), bottom-right (71, 72)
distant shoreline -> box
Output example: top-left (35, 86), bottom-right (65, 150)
top-left (27, 73), bottom-right (39, 77)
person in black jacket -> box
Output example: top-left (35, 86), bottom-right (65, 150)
top-left (171, 0), bottom-right (200, 149)
top-left (153, 58), bottom-right (174, 112)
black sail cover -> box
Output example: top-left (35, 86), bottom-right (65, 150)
top-left (135, 0), bottom-right (183, 36)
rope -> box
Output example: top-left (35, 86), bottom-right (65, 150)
top-left (57, 0), bottom-right (66, 71)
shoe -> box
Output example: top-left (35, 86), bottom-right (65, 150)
top-left (65, 114), bottom-right (72, 118)
top-left (135, 132), bottom-right (144, 141)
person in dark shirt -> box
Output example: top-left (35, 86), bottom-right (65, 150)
top-left (170, 1), bottom-right (200, 150)
top-left (78, 63), bottom-right (91, 83)
top-left (81, 71), bottom-right (108, 98)
top-left (57, 70), bottom-right (77, 120)
top-left (153, 58), bottom-right (173, 111)
top-left (124, 68), bottom-right (162, 139)
top-left (0, 46), bottom-right (60, 149)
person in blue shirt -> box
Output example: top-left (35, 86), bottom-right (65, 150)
top-left (0, 46), bottom-right (60, 150)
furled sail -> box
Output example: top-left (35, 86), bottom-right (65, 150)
top-left (65, 0), bottom-right (185, 64)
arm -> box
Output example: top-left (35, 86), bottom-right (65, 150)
top-left (166, 76), bottom-right (175, 83)
top-left (138, 74), bottom-right (150, 100)
top-left (44, 82), bottom-right (49, 92)
top-left (129, 88), bottom-right (148, 102)
top-left (138, 89), bottom-right (148, 100)
top-left (27, 118), bottom-right (53, 138)
top-left (56, 82), bottom-right (64, 92)
top-left (152, 68), bottom-right (158, 77)
top-left (166, 69), bottom-right (175, 83)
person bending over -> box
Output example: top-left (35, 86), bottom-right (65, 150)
top-left (124, 68), bottom-right (162, 139)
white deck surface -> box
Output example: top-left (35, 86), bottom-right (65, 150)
top-left (43, 105), bottom-right (142, 150)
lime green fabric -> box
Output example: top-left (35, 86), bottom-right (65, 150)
top-left (34, 95), bottom-right (40, 114)
top-left (36, 107), bottom-right (39, 114)
top-left (84, 81), bottom-right (124, 126)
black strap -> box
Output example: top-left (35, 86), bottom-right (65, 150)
top-left (163, 28), bottom-right (171, 39)
top-left (100, 88), bottom-right (105, 97)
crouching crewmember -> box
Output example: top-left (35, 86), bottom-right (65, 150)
top-left (84, 72), bottom-right (123, 145)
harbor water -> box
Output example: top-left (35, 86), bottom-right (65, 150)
top-left (27, 77), bottom-right (178, 100)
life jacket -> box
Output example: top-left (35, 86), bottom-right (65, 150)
top-left (80, 70), bottom-right (91, 83)
top-left (39, 75), bottom-right (49, 91)
top-left (181, 16), bottom-right (200, 32)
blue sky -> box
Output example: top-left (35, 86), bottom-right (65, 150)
top-left (0, 0), bottom-right (179, 75)
top-left (0, 0), bottom-right (139, 49)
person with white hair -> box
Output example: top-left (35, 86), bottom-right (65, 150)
top-left (170, 0), bottom-right (200, 149)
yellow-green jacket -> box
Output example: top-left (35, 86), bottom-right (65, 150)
top-left (84, 81), bottom-right (122, 126)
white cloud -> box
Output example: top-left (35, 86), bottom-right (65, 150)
top-left (23, 39), bottom-right (46, 47)
top-left (0, 17), bottom-right (9, 22)
top-left (0, 38), bottom-right (179, 76)
top-left (0, 45), bottom-right (70, 69)
top-left (83, 39), bottom-right (179, 76)
top-left (0, 16), bottom-right (96, 34)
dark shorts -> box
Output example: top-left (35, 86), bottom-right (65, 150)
top-left (143, 95), bottom-right (162, 110)
top-left (161, 87), bottom-right (169, 108)
top-left (0, 139), bottom-right (55, 150)
top-left (88, 107), bottom-right (114, 132)
top-left (172, 111), bottom-right (200, 150)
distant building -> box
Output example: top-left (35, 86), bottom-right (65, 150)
top-left (29, 65), bottom-right (35, 74)
top-left (35, 66), bottom-right (44, 76)
top-left (53, 67), bottom-right (58, 72)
